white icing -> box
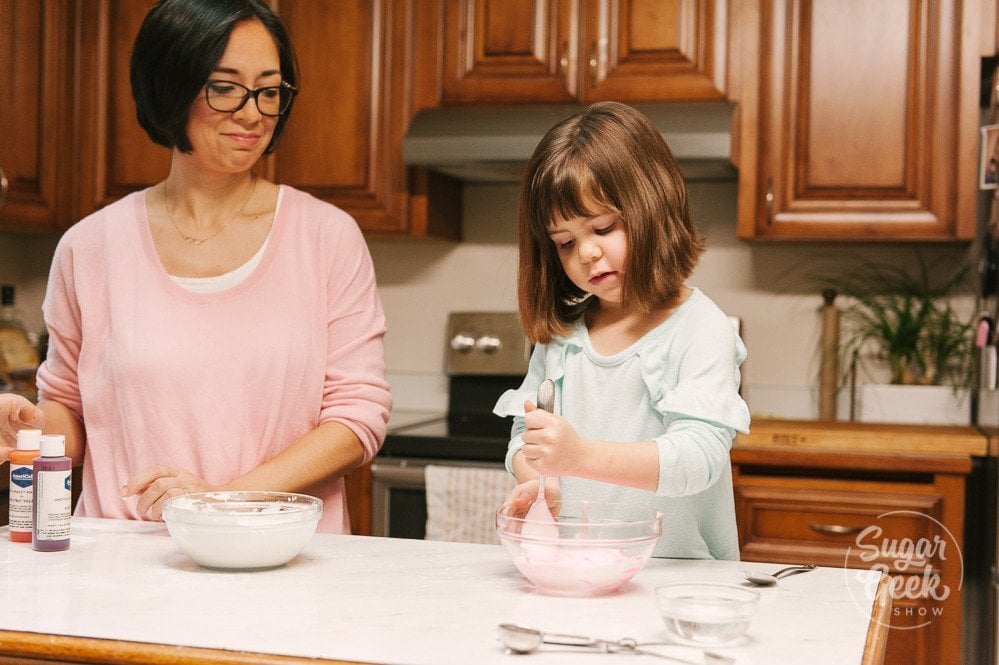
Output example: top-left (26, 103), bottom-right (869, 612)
top-left (162, 492), bottom-right (322, 569)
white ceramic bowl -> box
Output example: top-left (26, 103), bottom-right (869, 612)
top-left (162, 491), bottom-right (322, 570)
top-left (655, 583), bottom-right (760, 647)
top-left (495, 500), bottom-right (662, 596)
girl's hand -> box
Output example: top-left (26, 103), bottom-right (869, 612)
top-left (119, 467), bottom-right (219, 521)
top-left (502, 477), bottom-right (561, 518)
top-left (520, 400), bottom-right (590, 477)
top-left (0, 393), bottom-right (45, 459)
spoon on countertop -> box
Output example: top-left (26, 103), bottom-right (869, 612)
top-left (521, 379), bottom-right (559, 539)
top-left (742, 563), bottom-right (816, 586)
top-left (497, 624), bottom-right (734, 664)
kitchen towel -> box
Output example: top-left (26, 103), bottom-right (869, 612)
top-left (425, 465), bottom-right (516, 545)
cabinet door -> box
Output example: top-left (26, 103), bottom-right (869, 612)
top-left (441, 0), bottom-right (578, 103)
top-left (439, 0), bottom-right (727, 104)
top-left (0, 0), bottom-right (74, 231)
top-left (736, 0), bottom-right (979, 240)
top-left (273, 1), bottom-right (459, 236)
top-left (74, 0), bottom-right (170, 225)
top-left (579, 0), bottom-right (727, 101)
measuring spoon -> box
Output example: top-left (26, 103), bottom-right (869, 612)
top-left (497, 624), bottom-right (734, 664)
top-left (742, 563), bottom-right (816, 586)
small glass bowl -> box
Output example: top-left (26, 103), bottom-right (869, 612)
top-left (655, 583), bottom-right (760, 647)
top-left (495, 500), bottom-right (662, 596)
top-left (162, 491), bottom-right (322, 570)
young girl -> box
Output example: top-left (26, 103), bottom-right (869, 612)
top-left (493, 101), bottom-right (750, 560)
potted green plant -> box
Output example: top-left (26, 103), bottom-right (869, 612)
top-left (828, 256), bottom-right (976, 424)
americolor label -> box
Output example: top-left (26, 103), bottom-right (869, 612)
top-left (9, 464), bottom-right (34, 531)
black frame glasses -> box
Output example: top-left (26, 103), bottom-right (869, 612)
top-left (204, 80), bottom-right (297, 117)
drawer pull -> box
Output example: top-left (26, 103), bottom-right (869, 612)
top-left (810, 522), bottom-right (862, 536)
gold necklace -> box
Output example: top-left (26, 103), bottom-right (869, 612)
top-left (163, 175), bottom-right (257, 246)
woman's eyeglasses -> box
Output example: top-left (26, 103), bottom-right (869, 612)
top-left (204, 80), bottom-right (297, 117)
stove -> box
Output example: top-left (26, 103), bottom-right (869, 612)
top-left (371, 312), bottom-right (530, 538)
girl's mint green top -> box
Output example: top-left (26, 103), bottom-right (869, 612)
top-left (494, 288), bottom-right (750, 559)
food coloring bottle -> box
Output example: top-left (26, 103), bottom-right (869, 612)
top-left (8, 428), bottom-right (42, 542)
top-left (32, 434), bottom-right (71, 551)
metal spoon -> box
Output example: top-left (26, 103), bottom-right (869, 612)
top-left (497, 624), bottom-right (734, 664)
top-left (742, 563), bottom-right (816, 586)
top-left (521, 379), bottom-right (558, 539)
top-left (498, 623), bottom-right (601, 653)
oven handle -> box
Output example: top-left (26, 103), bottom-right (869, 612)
top-left (370, 461), bottom-right (428, 487)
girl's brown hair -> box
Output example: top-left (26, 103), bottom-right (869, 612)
top-left (517, 101), bottom-right (705, 342)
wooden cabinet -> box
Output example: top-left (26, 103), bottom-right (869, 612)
top-left (1, 0), bottom-right (459, 238)
top-left (266, 0), bottom-right (459, 237)
top-left (75, 0), bottom-right (168, 225)
top-left (344, 462), bottom-right (373, 536)
top-left (0, 0), bottom-right (74, 232)
top-left (734, 0), bottom-right (980, 241)
top-left (434, 0), bottom-right (728, 104)
top-left (733, 447), bottom-right (971, 665)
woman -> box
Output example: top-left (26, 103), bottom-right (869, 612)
top-left (0, 0), bottom-right (391, 533)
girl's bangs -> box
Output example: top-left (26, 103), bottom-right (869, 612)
top-left (541, 161), bottom-right (612, 229)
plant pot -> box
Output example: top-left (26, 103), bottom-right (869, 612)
top-left (857, 384), bottom-right (971, 426)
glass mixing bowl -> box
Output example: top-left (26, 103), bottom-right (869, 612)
top-left (495, 500), bottom-right (662, 596)
top-left (162, 491), bottom-right (322, 570)
top-left (655, 583), bottom-right (760, 647)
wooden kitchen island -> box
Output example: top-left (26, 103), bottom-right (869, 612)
top-left (0, 518), bottom-right (890, 665)
top-left (733, 418), bottom-right (990, 665)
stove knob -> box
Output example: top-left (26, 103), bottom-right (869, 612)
top-left (450, 332), bottom-right (476, 352)
top-left (475, 335), bottom-right (502, 353)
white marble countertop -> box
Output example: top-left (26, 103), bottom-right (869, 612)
top-left (0, 518), bottom-right (883, 665)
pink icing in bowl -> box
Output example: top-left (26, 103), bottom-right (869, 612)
top-left (495, 501), bottom-right (662, 596)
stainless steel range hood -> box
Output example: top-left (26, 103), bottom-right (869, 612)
top-left (402, 102), bottom-right (737, 183)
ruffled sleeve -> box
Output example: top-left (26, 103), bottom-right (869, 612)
top-left (637, 295), bottom-right (751, 498)
top-left (640, 321), bottom-right (750, 435)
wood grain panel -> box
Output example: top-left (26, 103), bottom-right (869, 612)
top-left (737, 0), bottom-right (980, 240)
top-left (274, 1), bottom-right (370, 189)
top-left (581, 0), bottom-right (727, 100)
top-left (803, 0), bottom-right (908, 189)
top-left (441, 0), bottom-right (576, 103)
top-left (0, 0), bottom-right (73, 230)
top-left (74, 0), bottom-right (169, 222)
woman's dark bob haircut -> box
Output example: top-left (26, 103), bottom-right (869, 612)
top-left (130, 0), bottom-right (297, 155)
top-left (517, 101), bottom-right (705, 343)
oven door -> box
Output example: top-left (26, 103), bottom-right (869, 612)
top-left (370, 457), bottom-right (505, 539)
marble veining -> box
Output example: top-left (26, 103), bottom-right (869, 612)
top-left (0, 518), bottom-right (881, 664)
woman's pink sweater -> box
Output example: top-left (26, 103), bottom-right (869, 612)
top-left (36, 186), bottom-right (391, 533)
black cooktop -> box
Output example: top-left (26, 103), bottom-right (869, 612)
top-left (381, 417), bottom-right (511, 463)
top-left (380, 374), bottom-right (522, 463)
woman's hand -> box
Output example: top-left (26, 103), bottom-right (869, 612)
top-left (519, 400), bottom-right (591, 477)
top-left (0, 393), bottom-right (45, 459)
top-left (119, 467), bottom-right (219, 521)
top-left (502, 477), bottom-right (561, 518)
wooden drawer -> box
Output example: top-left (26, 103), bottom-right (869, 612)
top-left (731, 446), bottom-right (972, 665)
top-left (736, 478), bottom-right (946, 574)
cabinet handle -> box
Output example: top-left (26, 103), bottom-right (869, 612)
top-left (810, 522), bottom-right (863, 536)
top-left (560, 41), bottom-right (570, 90)
top-left (0, 166), bottom-right (7, 209)
top-left (765, 178), bottom-right (774, 225)
top-left (589, 41), bottom-right (599, 87)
